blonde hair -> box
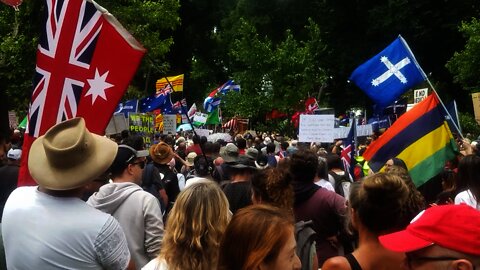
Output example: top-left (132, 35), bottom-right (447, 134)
top-left (159, 181), bottom-right (231, 270)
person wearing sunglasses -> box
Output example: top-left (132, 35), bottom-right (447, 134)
top-left (87, 144), bottom-right (165, 269)
top-left (379, 204), bottom-right (480, 270)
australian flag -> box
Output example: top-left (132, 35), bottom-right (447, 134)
top-left (139, 85), bottom-right (173, 112)
top-left (350, 35), bottom-right (427, 107)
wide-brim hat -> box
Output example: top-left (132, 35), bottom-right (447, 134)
top-left (185, 152), bottom-right (197, 167)
top-left (220, 143), bottom-right (239, 163)
top-left (230, 155), bottom-right (257, 170)
top-left (150, 142), bottom-right (174, 164)
top-left (29, 117), bottom-right (118, 191)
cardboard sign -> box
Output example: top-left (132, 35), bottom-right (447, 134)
top-left (299, 115), bottom-right (335, 142)
top-left (193, 112), bottom-right (208, 125)
top-left (472, 92), bottom-right (480, 125)
top-left (414, 88), bottom-right (428, 104)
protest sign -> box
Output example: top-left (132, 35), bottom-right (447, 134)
top-left (299, 115), bottom-right (335, 142)
top-left (162, 114), bottom-right (177, 134)
top-left (129, 113), bottom-right (155, 146)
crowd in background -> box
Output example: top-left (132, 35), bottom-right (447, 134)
top-left (1, 120), bottom-right (480, 269)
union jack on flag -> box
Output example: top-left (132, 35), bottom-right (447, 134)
top-left (19, 0), bottom-right (145, 186)
top-left (341, 120), bottom-right (356, 179)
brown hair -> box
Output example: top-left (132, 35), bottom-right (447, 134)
top-left (159, 181), bottom-right (230, 270)
top-left (218, 204), bottom-right (295, 270)
top-left (251, 167), bottom-right (294, 212)
top-left (349, 173), bottom-right (410, 234)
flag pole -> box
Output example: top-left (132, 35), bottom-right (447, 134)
top-left (425, 79), bottom-right (464, 138)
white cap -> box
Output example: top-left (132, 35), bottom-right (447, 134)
top-left (7, 149), bottom-right (22, 160)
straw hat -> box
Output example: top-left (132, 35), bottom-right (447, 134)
top-left (150, 142), bottom-right (174, 164)
top-left (28, 118), bottom-right (117, 190)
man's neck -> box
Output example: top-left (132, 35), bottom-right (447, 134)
top-left (38, 186), bottom-right (84, 198)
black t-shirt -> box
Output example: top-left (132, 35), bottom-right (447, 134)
top-left (153, 163), bottom-right (180, 204)
top-left (222, 181), bottom-right (252, 214)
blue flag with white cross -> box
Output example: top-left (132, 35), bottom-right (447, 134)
top-left (350, 35), bottom-right (427, 107)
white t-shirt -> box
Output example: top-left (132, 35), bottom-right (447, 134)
top-left (314, 179), bottom-right (335, 192)
top-left (142, 258), bottom-right (168, 270)
top-left (2, 186), bottom-right (130, 269)
top-left (455, 190), bottom-right (479, 210)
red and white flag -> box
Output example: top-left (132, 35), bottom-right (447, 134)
top-left (19, 0), bottom-right (145, 186)
top-left (305, 97), bottom-right (319, 114)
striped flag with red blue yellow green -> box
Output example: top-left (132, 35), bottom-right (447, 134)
top-left (364, 94), bottom-right (458, 186)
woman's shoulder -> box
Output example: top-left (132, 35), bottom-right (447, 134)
top-left (142, 258), bottom-right (168, 270)
top-left (322, 256), bottom-right (351, 270)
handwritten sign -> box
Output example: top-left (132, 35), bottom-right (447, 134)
top-left (299, 115), bottom-right (335, 142)
top-left (162, 114), bottom-right (177, 134)
top-left (193, 112), bottom-right (208, 125)
top-left (129, 113), bottom-right (155, 146)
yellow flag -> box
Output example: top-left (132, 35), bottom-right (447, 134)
top-left (156, 74), bottom-right (184, 93)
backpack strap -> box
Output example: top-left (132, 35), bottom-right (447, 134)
top-left (295, 220), bottom-right (317, 270)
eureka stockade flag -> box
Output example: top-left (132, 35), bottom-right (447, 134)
top-left (350, 35), bottom-right (427, 107)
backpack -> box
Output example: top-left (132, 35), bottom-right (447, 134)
top-left (142, 163), bottom-right (166, 212)
top-left (329, 171), bottom-right (351, 198)
top-left (295, 220), bottom-right (317, 270)
top-left (267, 154), bottom-right (278, 167)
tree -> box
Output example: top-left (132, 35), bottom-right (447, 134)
top-left (447, 18), bottom-right (480, 92)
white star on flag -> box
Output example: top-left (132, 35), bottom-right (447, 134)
top-left (85, 69), bottom-right (114, 104)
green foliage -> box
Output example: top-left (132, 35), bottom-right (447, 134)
top-left (220, 18), bottom-right (327, 124)
top-left (446, 18), bottom-right (480, 92)
top-left (459, 112), bottom-right (480, 138)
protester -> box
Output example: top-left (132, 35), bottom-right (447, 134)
top-left (143, 181), bottom-right (230, 270)
top-left (186, 134), bottom-right (202, 155)
top-left (2, 118), bottom-right (130, 269)
top-left (290, 150), bottom-right (348, 266)
top-left (185, 155), bottom-right (215, 188)
top-left (314, 157), bottom-right (335, 192)
top-left (251, 167), bottom-right (319, 270)
top-left (150, 142), bottom-right (180, 209)
top-left (87, 144), bottom-right (164, 269)
top-left (218, 204), bottom-right (301, 270)
top-left (379, 204), bottom-right (480, 270)
top-left (454, 154), bottom-right (480, 210)
top-left (326, 153), bottom-right (352, 198)
top-left (323, 173), bottom-right (420, 270)
top-left (222, 155), bottom-right (257, 213)
top-left (0, 148), bottom-right (21, 220)
top-left (213, 143), bottom-right (239, 183)
top-left (266, 142), bottom-right (280, 167)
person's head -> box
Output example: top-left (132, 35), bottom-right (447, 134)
top-left (236, 137), bottom-right (247, 150)
top-left (109, 145), bottom-right (149, 184)
top-left (218, 204), bottom-right (301, 270)
top-left (149, 142), bottom-right (174, 165)
top-left (228, 155), bottom-right (257, 179)
top-left (194, 155), bottom-right (212, 177)
top-left (185, 152), bottom-right (197, 167)
top-left (349, 173), bottom-right (411, 234)
top-left (385, 165), bottom-right (426, 220)
top-left (289, 150), bottom-right (318, 183)
top-left (28, 117), bottom-right (117, 191)
top-left (385, 157), bottom-right (408, 171)
top-left (251, 167), bottom-right (294, 212)
top-left (456, 154), bottom-right (480, 200)
top-left (220, 143), bottom-right (239, 163)
top-left (161, 181), bottom-right (230, 269)
top-left (316, 157), bottom-right (328, 180)
top-left (326, 153), bottom-right (344, 171)
top-left (379, 204), bottom-right (480, 270)
top-left (280, 141), bottom-right (289, 151)
top-left (266, 143), bottom-right (276, 154)
top-left (7, 148), bottom-right (22, 165)
top-left (192, 134), bottom-right (200, 144)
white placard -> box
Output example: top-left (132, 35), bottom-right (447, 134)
top-left (299, 115), bottom-right (335, 142)
top-left (193, 112), bottom-right (208, 124)
top-left (414, 88), bottom-right (428, 104)
top-left (195, 128), bottom-right (210, 138)
top-left (333, 124), bottom-right (373, 139)
top-left (162, 115), bottom-right (177, 134)
top-left (105, 114), bottom-right (128, 135)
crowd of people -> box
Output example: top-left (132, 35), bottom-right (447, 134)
top-left (0, 117), bottom-right (480, 269)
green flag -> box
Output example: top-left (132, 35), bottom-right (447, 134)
top-left (206, 108), bottom-right (221, 125)
top-left (19, 116), bottom-right (27, 129)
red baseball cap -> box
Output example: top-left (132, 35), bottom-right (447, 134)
top-left (379, 204), bottom-right (480, 255)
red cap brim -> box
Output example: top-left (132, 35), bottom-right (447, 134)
top-left (379, 230), bottom-right (434, 253)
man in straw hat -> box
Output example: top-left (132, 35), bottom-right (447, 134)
top-left (2, 118), bottom-right (130, 269)
top-left (150, 142), bottom-right (180, 210)
top-left (87, 143), bottom-right (164, 269)
top-left (379, 204), bottom-right (480, 270)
